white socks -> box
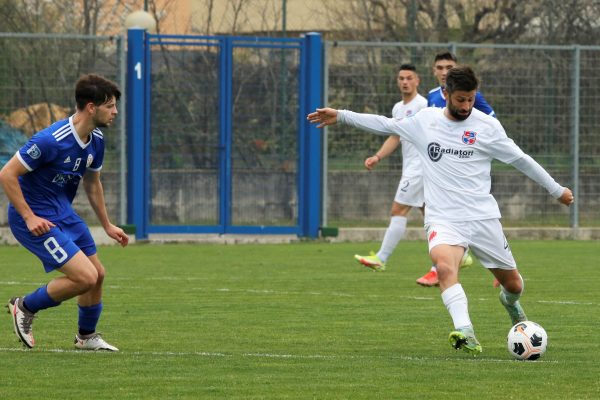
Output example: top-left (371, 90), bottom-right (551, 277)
top-left (441, 283), bottom-right (472, 329)
top-left (376, 216), bottom-right (407, 262)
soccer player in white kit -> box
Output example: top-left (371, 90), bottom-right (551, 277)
top-left (308, 66), bottom-right (574, 355)
top-left (353, 64), bottom-right (428, 272)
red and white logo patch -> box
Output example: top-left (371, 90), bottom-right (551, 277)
top-left (462, 130), bottom-right (477, 145)
top-left (428, 230), bottom-right (437, 242)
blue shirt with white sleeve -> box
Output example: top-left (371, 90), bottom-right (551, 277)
top-left (13, 116), bottom-right (105, 219)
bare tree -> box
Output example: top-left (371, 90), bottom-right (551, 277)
top-left (318, 0), bottom-right (600, 45)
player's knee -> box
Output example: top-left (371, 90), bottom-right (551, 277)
top-left (435, 262), bottom-right (456, 281)
top-left (76, 267), bottom-right (99, 292)
top-left (504, 278), bottom-right (523, 294)
top-left (95, 264), bottom-right (106, 286)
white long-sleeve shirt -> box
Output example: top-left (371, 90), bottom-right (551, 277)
top-left (391, 94), bottom-right (427, 176)
top-left (338, 107), bottom-right (564, 224)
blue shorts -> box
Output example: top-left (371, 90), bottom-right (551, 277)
top-left (8, 208), bottom-right (97, 272)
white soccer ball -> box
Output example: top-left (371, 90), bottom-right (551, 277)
top-left (507, 320), bottom-right (548, 360)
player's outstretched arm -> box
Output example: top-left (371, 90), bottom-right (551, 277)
top-left (309, 108), bottom-right (407, 140)
top-left (307, 108), bottom-right (338, 128)
top-left (509, 154), bottom-right (573, 207)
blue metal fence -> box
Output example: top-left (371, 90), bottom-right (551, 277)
top-left (126, 29), bottom-right (322, 239)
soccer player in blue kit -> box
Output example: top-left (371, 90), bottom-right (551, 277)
top-left (0, 74), bottom-right (128, 351)
top-left (427, 51), bottom-right (495, 116)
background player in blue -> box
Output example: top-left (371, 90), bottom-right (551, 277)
top-left (416, 51), bottom-right (495, 287)
top-left (427, 51), bottom-right (495, 117)
top-left (0, 74), bottom-right (128, 351)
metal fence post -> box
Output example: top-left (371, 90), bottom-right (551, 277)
top-left (321, 41), bottom-right (330, 229)
top-left (219, 36), bottom-right (233, 233)
top-left (117, 35), bottom-right (127, 226)
top-left (571, 45), bottom-right (580, 231)
top-left (126, 28), bottom-right (148, 239)
top-left (302, 32), bottom-right (323, 238)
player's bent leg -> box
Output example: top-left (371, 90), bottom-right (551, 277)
top-left (418, 248), bottom-right (467, 287)
top-left (430, 245), bottom-right (464, 291)
top-left (73, 254), bottom-right (117, 351)
top-left (492, 269), bottom-right (527, 325)
top-left (77, 254), bottom-right (105, 306)
top-left (49, 251), bottom-right (99, 302)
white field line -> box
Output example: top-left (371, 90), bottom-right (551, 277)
top-left (1, 282), bottom-right (595, 306)
top-left (0, 346), bottom-right (560, 364)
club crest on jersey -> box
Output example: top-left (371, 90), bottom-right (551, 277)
top-left (26, 144), bottom-right (41, 159)
top-left (86, 154), bottom-right (94, 167)
top-left (462, 131), bottom-right (477, 145)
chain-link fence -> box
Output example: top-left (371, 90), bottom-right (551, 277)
top-left (1, 34), bottom-right (599, 233)
top-left (324, 41), bottom-right (600, 228)
top-left (0, 32), bottom-right (126, 226)
top-left (148, 37), bottom-right (300, 227)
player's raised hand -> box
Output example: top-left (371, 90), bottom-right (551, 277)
top-left (307, 108), bottom-right (338, 128)
top-left (25, 214), bottom-right (56, 236)
top-left (105, 223), bottom-right (130, 247)
top-left (557, 187), bottom-right (574, 206)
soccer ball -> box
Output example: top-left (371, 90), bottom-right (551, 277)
top-left (507, 321), bottom-right (548, 360)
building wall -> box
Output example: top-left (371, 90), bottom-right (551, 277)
top-left (189, 0), bottom-right (332, 35)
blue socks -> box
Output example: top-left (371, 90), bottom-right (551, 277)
top-left (78, 303), bottom-right (103, 335)
top-left (22, 286), bottom-right (103, 335)
top-left (23, 285), bottom-right (61, 313)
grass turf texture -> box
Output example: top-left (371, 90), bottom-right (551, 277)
top-left (1, 240), bottom-right (599, 399)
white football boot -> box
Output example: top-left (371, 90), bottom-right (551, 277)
top-left (74, 333), bottom-right (119, 351)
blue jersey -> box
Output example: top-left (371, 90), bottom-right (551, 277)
top-left (13, 116), bottom-right (105, 220)
top-left (427, 86), bottom-right (496, 117)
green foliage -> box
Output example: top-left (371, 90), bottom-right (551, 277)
top-left (1, 241), bottom-right (598, 399)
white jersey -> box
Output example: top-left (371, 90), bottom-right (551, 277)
top-left (338, 107), bottom-right (563, 224)
top-left (391, 94), bottom-right (427, 176)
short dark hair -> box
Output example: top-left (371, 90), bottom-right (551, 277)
top-left (75, 74), bottom-right (121, 110)
top-left (399, 63), bottom-right (417, 73)
top-left (434, 51), bottom-right (458, 63)
top-left (445, 65), bottom-right (479, 93)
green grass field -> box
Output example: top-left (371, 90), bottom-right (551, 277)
top-left (1, 240), bottom-right (599, 399)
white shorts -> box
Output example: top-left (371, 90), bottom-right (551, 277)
top-left (394, 175), bottom-right (424, 208)
top-left (425, 219), bottom-right (517, 270)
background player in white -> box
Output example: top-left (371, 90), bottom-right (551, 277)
top-left (414, 50), bottom-right (495, 287)
top-left (308, 66), bottom-right (573, 355)
top-left (0, 74), bottom-right (128, 351)
top-left (353, 64), bottom-right (428, 271)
